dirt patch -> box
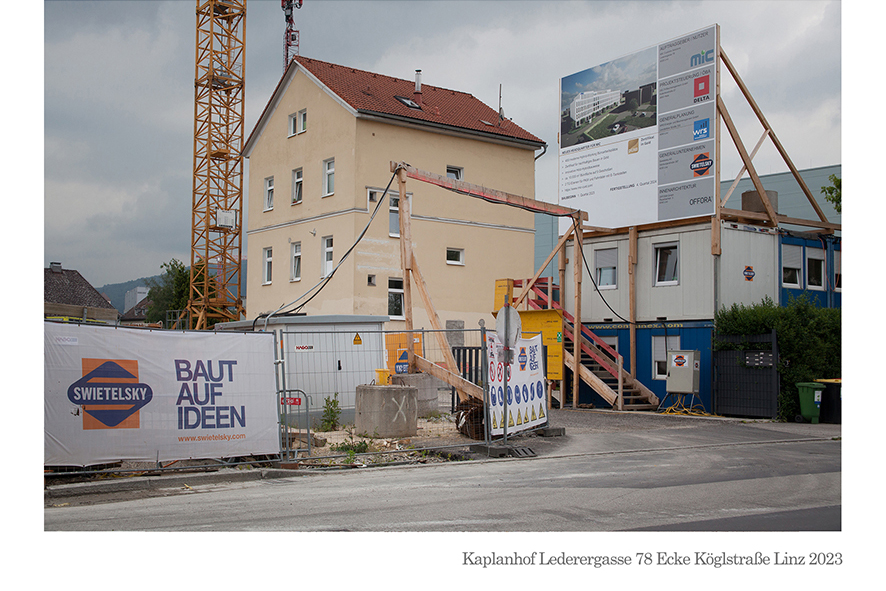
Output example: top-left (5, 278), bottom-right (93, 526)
top-left (291, 413), bottom-right (476, 468)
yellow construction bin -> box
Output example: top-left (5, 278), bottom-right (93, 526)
top-left (375, 368), bottom-right (391, 385)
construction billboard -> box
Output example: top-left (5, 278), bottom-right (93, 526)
top-left (44, 321), bottom-right (279, 467)
top-left (485, 333), bottom-right (547, 437)
top-left (559, 24), bottom-right (719, 228)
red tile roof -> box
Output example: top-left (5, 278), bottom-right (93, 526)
top-left (252, 56), bottom-right (545, 148)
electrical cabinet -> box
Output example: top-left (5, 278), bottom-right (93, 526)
top-left (666, 350), bottom-right (700, 393)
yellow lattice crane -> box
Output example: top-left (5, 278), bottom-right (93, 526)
top-left (185, 0), bottom-right (246, 329)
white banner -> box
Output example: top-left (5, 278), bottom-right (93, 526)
top-left (485, 333), bottom-right (547, 437)
top-left (45, 322), bottom-right (280, 466)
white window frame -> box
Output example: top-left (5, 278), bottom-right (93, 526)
top-left (594, 247), bottom-right (618, 289)
top-left (834, 250), bottom-right (841, 292)
top-left (290, 242), bottom-right (301, 282)
top-left (322, 158), bottom-right (335, 197)
top-left (388, 277), bottom-right (405, 319)
top-left (291, 168), bottom-right (303, 205)
top-left (288, 109), bottom-right (307, 136)
top-left (264, 176), bottom-right (274, 211)
top-left (806, 248), bottom-right (825, 291)
top-left (262, 247), bottom-right (273, 284)
top-left (446, 166), bottom-right (464, 181)
top-left (782, 244), bottom-right (803, 288)
top-left (446, 247), bottom-right (465, 266)
top-left (653, 242), bottom-right (679, 286)
top-left (652, 335), bottom-right (680, 380)
top-left (389, 195), bottom-right (400, 237)
top-left (322, 236), bottom-right (334, 278)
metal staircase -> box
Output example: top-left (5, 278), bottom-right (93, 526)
top-left (514, 278), bottom-right (659, 411)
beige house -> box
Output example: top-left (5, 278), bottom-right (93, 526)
top-left (243, 56), bottom-right (545, 330)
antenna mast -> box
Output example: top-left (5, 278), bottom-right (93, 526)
top-left (282, 0), bottom-right (303, 72)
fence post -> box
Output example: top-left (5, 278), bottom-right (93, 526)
top-left (480, 321), bottom-right (490, 447)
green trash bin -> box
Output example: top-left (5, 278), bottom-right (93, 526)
top-left (796, 382), bottom-right (826, 424)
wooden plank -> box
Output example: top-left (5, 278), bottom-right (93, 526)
top-left (721, 129), bottom-right (770, 207)
top-left (391, 161), bottom-right (588, 220)
top-left (397, 170), bottom-right (416, 373)
top-left (414, 355), bottom-right (483, 401)
top-left (563, 349), bottom-right (616, 406)
top-left (721, 208), bottom-right (841, 231)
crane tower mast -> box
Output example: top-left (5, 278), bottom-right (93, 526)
top-left (186, 0), bottom-right (247, 329)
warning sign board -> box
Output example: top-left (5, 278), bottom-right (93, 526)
top-left (485, 332), bottom-right (546, 438)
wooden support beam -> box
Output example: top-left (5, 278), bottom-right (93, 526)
top-left (628, 226), bottom-right (638, 379)
top-left (414, 355), bottom-right (483, 402)
top-left (720, 49), bottom-right (830, 225)
top-left (572, 219), bottom-right (583, 409)
top-left (397, 169), bottom-right (416, 373)
top-left (410, 252), bottom-right (468, 401)
top-left (391, 161), bottom-right (588, 221)
top-left (717, 95), bottom-right (779, 228)
top-left (721, 129), bottom-right (770, 207)
top-left (721, 208), bottom-right (841, 232)
top-left (512, 225), bottom-right (574, 309)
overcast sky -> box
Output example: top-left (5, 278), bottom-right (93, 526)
top-left (40, 0), bottom-right (844, 288)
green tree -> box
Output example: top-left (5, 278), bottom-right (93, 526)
top-left (820, 174), bottom-right (841, 214)
top-left (145, 258), bottom-right (190, 325)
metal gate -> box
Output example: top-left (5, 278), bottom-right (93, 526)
top-left (713, 330), bottom-right (779, 419)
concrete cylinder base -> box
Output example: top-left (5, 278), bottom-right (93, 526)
top-left (355, 385), bottom-right (418, 438)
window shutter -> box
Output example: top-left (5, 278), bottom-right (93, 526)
top-left (595, 248), bottom-right (617, 269)
top-left (783, 244), bottom-right (802, 268)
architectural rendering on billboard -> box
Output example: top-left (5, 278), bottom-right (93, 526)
top-left (559, 25), bottom-right (719, 228)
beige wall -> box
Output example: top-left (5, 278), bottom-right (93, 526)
top-left (246, 69), bottom-right (539, 327)
top-left (246, 68), bottom-right (359, 316)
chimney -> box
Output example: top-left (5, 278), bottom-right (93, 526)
top-left (414, 69), bottom-right (422, 107)
top-left (50, 262), bottom-right (62, 273)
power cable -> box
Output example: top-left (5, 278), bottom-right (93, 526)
top-left (254, 170), bottom-right (398, 330)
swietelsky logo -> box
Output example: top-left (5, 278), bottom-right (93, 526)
top-left (690, 152), bottom-right (713, 177)
top-left (67, 359), bottom-right (154, 429)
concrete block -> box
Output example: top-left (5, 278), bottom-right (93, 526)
top-left (355, 385), bottom-right (417, 438)
top-left (536, 427), bottom-right (565, 437)
top-left (469, 444), bottom-right (509, 457)
top-left (391, 372), bottom-right (445, 417)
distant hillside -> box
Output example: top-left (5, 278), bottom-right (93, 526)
top-left (98, 261), bottom-right (247, 314)
top-left (98, 276), bottom-right (159, 313)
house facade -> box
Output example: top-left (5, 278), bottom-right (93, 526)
top-left (243, 57), bottom-right (545, 331)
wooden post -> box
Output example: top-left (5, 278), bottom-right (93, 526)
top-left (628, 226), bottom-right (638, 379)
top-left (572, 216), bottom-right (583, 409)
top-left (396, 168), bottom-right (416, 373)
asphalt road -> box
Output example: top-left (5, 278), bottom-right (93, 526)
top-left (44, 410), bottom-right (841, 532)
